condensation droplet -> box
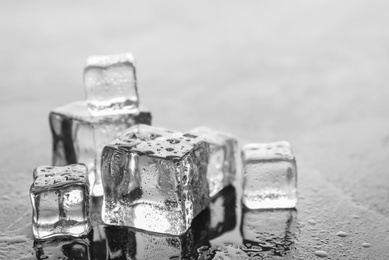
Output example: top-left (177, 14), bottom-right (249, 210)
top-left (362, 242), bottom-right (371, 248)
top-left (314, 250), bottom-right (329, 258)
top-left (336, 231), bottom-right (348, 237)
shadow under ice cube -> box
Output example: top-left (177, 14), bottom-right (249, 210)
top-left (30, 164), bottom-right (90, 240)
top-left (186, 127), bottom-right (238, 197)
top-left (101, 124), bottom-right (210, 235)
top-left (242, 142), bottom-right (297, 209)
top-left (50, 52), bottom-right (152, 197)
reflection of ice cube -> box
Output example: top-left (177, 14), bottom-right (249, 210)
top-left (209, 186), bottom-right (237, 239)
top-left (94, 208), bottom-right (210, 259)
top-left (30, 164), bottom-right (90, 239)
top-left (49, 102), bottom-right (151, 196)
top-left (242, 142), bottom-right (297, 209)
top-left (33, 237), bottom-right (91, 260)
top-left (186, 127), bottom-right (238, 197)
top-left (101, 125), bottom-right (210, 235)
top-left (241, 208), bottom-right (297, 257)
top-left (84, 53), bottom-right (139, 116)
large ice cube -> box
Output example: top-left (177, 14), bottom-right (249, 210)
top-left (30, 164), bottom-right (90, 240)
top-left (241, 142), bottom-right (297, 209)
top-left (186, 127), bottom-right (238, 197)
top-left (101, 124), bottom-right (210, 235)
top-left (241, 208), bottom-right (297, 256)
top-left (50, 53), bottom-right (152, 197)
top-left (84, 53), bottom-right (139, 116)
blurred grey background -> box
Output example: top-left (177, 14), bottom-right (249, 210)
top-left (1, 1), bottom-right (389, 258)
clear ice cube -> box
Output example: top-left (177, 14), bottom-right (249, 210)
top-left (30, 164), bottom-right (90, 239)
top-left (186, 127), bottom-right (238, 197)
top-left (50, 52), bottom-right (151, 197)
top-left (49, 101), bottom-right (152, 197)
top-left (241, 142), bottom-right (297, 209)
top-left (241, 208), bottom-right (297, 254)
top-left (84, 53), bottom-right (139, 116)
top-left (101, 124), bottom-right (210, 235)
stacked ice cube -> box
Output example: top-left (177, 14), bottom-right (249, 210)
top-left (49, 53), bottom-right (151, 197)
top-left (30, 52), bottom-right (298, 245)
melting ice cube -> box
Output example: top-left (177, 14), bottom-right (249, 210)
top-left (101, 124), bottom-right (210, 235)
top-left (49, 53), bottom-right (152, 197)
top-left (186, 126), bottom-right (238, 197)
top-left (84, 53), bottom-right (139, 116)
top-left (30, 164), bottom-right (90, 239)
top-left (241, 141), bottom-right (297, 209)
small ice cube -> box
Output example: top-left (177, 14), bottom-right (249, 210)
top-left (186, 127), bottom-right (238, 197)
top-left (241, 142), bottom-right (297, 209)
top-left (30, 164), bottom-right (90, 239)
top-left (101, 124), bottom-right (210, 235)
top-left (84, 53), bottom-right (139, 116)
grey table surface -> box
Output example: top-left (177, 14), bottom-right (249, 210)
top-left (1, 1), bottom-right (389, 259)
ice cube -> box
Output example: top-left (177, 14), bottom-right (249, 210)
top-left (84, 53), bottom-right (138, 116)
top-left (186, 127), bottom-right (238, 197)
top-left (241, 142), bottom-right (297, 209)
top-left (30, 164), bottom-right (90, 239)
top-left (33, 237), bottom-right (91, 260)
top-left (94, 209), bottom-right (209, 259)
top-left (50, 102), bottom-right (151, 197)
top-left (209, 185), bottom-right (237, 240)
top-left (241, 208), bottom-right (297, 255)
top-left (101, 124), bottom-right (210, 235)
top-left (50, 53), bottom-right (152, 197)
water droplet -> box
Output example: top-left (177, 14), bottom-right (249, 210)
top-left (167, 138), bottom-right (180, 144)
top-left (183, 133), bottom-right (197, 138)
top-left (336, 231), bottom-right (348, 237)
top-left (362, 242), bottom-right (371, 248)
top-left (166, 148), bottom-right (174, 152)
top-left (314, 250), bottom-right (329, 258)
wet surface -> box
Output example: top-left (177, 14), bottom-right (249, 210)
top-left (1, 1), bottom-right (389, 259)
